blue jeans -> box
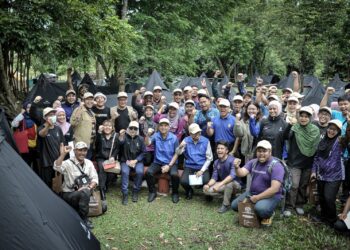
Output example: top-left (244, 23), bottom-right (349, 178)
top-left (121, 162), bottom-right (144, 195)
top-left (231, 191), bottom-right (281, 219)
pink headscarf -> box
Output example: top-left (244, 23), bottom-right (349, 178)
top-left (56, 108), bottom-right (70, 135)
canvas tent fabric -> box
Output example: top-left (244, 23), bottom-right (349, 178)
top-left (78, 73), bottom-right (98, 94)
top-left (72, 70), bottom-right (82, 85)
top-left (247, 71), bottom-right (260, 87)
top-left (0, 135), bottom-right (100, 250)
top-left (25, 74), bottom-right (66, 106)
top-left (278, 73), bottom-right (293, 89)
top-left (301, 75), bottom-right (325, 106)
top-left (144, 70), bottom-right (168, 91)
top-left (327, 74), bottom-right (346, 103)
top-left (175, 73), bottom-right (213, 97)
top-left (0, 107), bottom-right (18, 152)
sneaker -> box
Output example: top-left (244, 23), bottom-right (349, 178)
top-left (217, 205), bottom-right (230, 213)
top-left (185, 189), bottom-right (193, 200)
top-left (296, 207), bottom-right (304, 215)
top-left (283, 210), bottom-right (292, 217)
top-left (172, 193), bottom-right (179, 203)
top-left (261, 212), bottom-right (275, 227)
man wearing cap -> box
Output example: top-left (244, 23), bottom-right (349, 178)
top-left (54, 142), bottom-right (98, 229)
top-left (145, 118), bottom-right (180, 203)
top-left (171, 123), bottom-right (213, 200)
top-left (236, 73), bottom-right (247, 96)
top-left (312, 106), bottom-right (331, 138)
top-left (231, 95), bottom-right (244, 116)
top-left (154, 102), bottom-right (186, 141)
top-left (38, 107), bottom-right (65, 187)
top-left (139, 105), bottom-right (157, 166)
top-left (283, 106), bottom-right (320, 216)
top-left (152, 86), bottom-right (163, 112)
top-left (62, 89), bottom-right (80, 122)
top-left (231, 140), bottom-right (285, 226)
top-left (183, 86), bottom-right (193, 102)
top-left (204, 141), bottom-right (241, 213)
top-left (207, 98), bottom-right (236, 150)
top-left (132, 90), bottom-right (154, 118)
top-left (281, 88), bottom-right (293, 112)
top-left (172, 88), bottom-right (185, 117)
top-left (70, 92), bottom-right (96, 159)
top-left (119, 121), bottom-right (145, 205)
top-left (92, 92), bottom-right (111, 132)
top-left (194, 94), bottom-right (219, 138)
top-left (110, 92), bottom-right (137, 133)
top-left (183, 100), bottom-right (197, 134)
top-left (268, 86), bottom-right (278, 96)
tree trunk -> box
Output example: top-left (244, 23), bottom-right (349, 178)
top-left (121, 0), bottom-right (128, 19)
top-left (67, 68), bottom-right (73, 90)
top-left (26, 55), bottom-right (30, 92)
top-left (215, 56), bottom-right (226, 76)
top-left (0, 43), bottom-right (17, 117)
top-left (114, 62), bottom-right (125, 92)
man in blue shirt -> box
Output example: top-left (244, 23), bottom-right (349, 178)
top-left (320, 87), bottom-right (350, 124)
top-left (207, 98), bottom-right (236, 150)
top-left (145, 118), bottom-right (180, 203)
top-left (204, 141), bottom-right (241, 213)
top-left (194, 94), bottom-right (219, 138)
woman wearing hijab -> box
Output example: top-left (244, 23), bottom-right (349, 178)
top-left (139, 105), bottom-right (157, 166)
top-left (284, 96), bottom-right (300, 124)
top-left (119, 121), bottom-right (145, 205)
top-left (258, 100), bottom-right (287, 159)
top-left (283, 106), bottom-right (320, 217)
top-left (55, 108), bottom-right (74, 144)
top-left (11, 101), bottom-right (38, 172)
top-left (311, 120), bottom-right (344, 225)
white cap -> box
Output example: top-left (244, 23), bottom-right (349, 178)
top-left (43, 107), bottom-right (57, 117)
top-left (153, 86), bottom-right (162, 91)
top-left (75, 141), bottom-right (88, 149)
top-left (184, 86), bottom-right (192, 92)
top-left (218, 99), bottom-right (230, 107)
top-left (256, 140), bottom-right (272, 150)
top-left (189, 123), bottom-right (202, 134)
top-left (128, 121), bottom-right (139, 128)
top-left (168, 102), bottom-right (179, 110)
top-left (94, 92), bottom-right (106, 100)
top-left (319, 106), bottom-right (331, 115)
top-left (282, 88), bottom-right (293, 93)
top-left (173, 88), bottom-right (183, 94)
top-left (299, 106), bottom-right (313, 116)
top-left (66, 89), bottom-right (76, 96)
top-left (159, 118), bottom-right (170, 125)
top-left (269, 86), bottom-right (277, 91)
top-left (144, 91), bottom-right (153, 97)
top-left (328, 119), bottom-right (342, 131)
top-left (117, 91), bottom-right (128, 99)
top-left (145, 105), bottom-right (154, 110)
top-left (291, 92), bottom-right (304, 99)
top-left (268, 95), bottom-right (280, 101)
top-left (287, 96), bottom-right (299, 103)
top-left (233, 95), bottom-right (243, 102)
top-left (198, 89), bottom-right (207, 95)
top-left (185, 100), bottom-right (195, 106)
top-left (83, 92), bottom-right (94, 99)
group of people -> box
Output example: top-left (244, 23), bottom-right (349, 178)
top-left (10, 70), bottom-right (350, 232)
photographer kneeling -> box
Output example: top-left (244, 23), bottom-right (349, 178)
top-left (54, 142), bottom-right (98, 229)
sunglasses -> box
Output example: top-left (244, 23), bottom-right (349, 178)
top-left (129, 127), bottom-right (138, 131)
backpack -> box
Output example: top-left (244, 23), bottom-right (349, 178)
top-left (251, 157), bottom-right (292, 193)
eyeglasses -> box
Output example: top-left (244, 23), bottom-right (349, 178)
top-left (129, 127), bottom-right (138, 131)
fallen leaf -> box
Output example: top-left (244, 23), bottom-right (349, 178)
top-left (107, 237), bottom-right (115, 240)
top-left (176, 238), bottom-right (183, 241)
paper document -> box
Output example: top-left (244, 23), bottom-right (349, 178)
top-left (189, 175), bottom-right (203, 186)
top-left (344, 211), bottom-right (350, 229)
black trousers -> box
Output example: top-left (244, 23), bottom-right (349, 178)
top-left (341, 159), bottom-right (350, 202)
top-left (146, 163), bottom-right (179, 194)
top-left (41, 166), bottom-right (54, 188)
top-left (143, 151), bottom-right (154, 166)
top-left (62, 189), bottom-right (91, 220)
top-left (180, 167), bottom-right (210, 192)
top-left (318, 180), bottom-right (341, 224)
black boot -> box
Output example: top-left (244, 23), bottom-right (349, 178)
top-left (185, 188), bottom-right (193, 200)
top-left (122, 193), bottom-right (128, 205)
top-left (132, 191), bottom-right (138, 202)
top-left (148, 192), bottom-right (157, 202)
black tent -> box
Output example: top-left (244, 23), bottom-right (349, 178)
top-left (301, 75), bottom-right (325, 106)
top-left (327, 74), bottom-right (346, 103)
top-left (72, 70), bottom-right (82, 86)
top-left (0, 107), bottom-right (18, 151)
top-left (278, 73), bottom-right (293, 89)
top-left (247, 71), bottom-right (260, 87)
top-left (25, 74), bottom-right (66, 105)
top-left (218, 75), bottom-right (230, 94)
top-left (175, 73), bottom-right (213, 97)
top-left (0, 135), bottom-right (100, 249)
top-left (144, 70), bottom-right (168, 91)
top-left (78, 73), bottom-right (97, 94)
top-left (177, 76), bottom-right (191, 90)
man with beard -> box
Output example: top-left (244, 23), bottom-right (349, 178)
top-left (231, 140), bottom-right (285, 226)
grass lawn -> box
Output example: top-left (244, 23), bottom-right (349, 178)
top-left (91, 182), bottom-right (350, 250)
